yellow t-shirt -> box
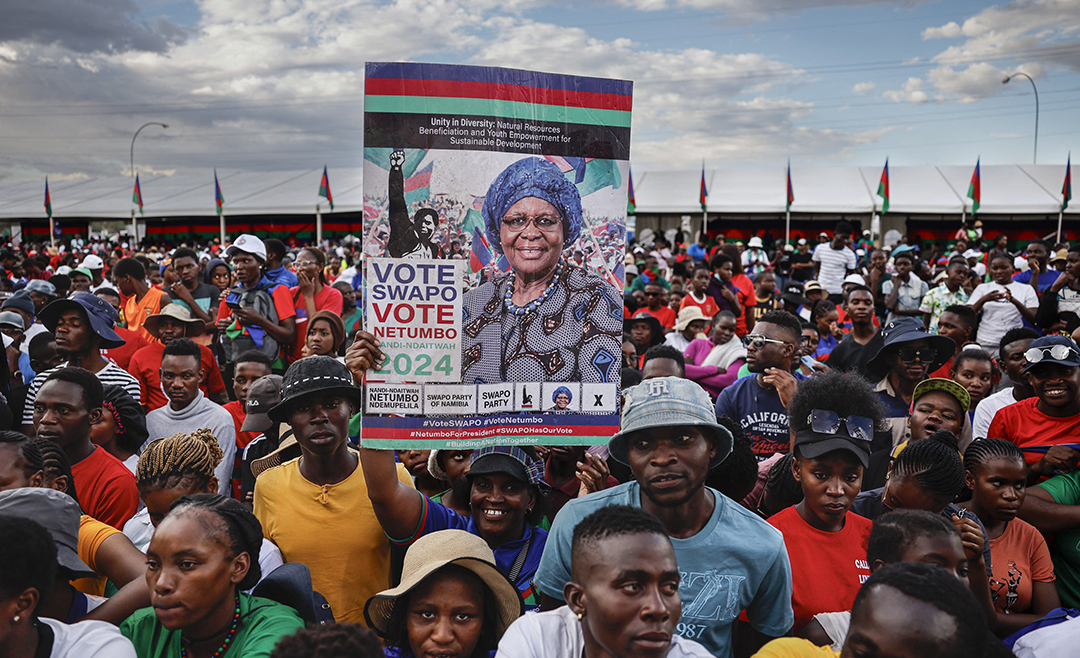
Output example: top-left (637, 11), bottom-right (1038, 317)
top-left (253, 451), bottom-right (413, 624)
top-left (753, 638), bottom-right (841, 658)
top-left (73, 514), bottom-right (120, 596)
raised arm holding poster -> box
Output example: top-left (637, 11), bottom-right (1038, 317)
top-left (358, 62), bottom-right (631, 449)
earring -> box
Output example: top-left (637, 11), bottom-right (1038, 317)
top-left (577, 612), bottom-right (583, 621)
top-left (12, 615), bottom-right (19, 623)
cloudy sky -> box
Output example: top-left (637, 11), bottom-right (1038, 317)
top-left (1, 0), bottom-right (1077, 182)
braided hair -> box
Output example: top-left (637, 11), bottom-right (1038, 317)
top-left (168, 493), bottom-right (264, 591)
top-left (30, 438), bottom-right (78, 505)
top-left (891, 430), bottom-right (965, 505)
top-left (962, 439), bottom-right (1024, 475)
top-left (0, 431), bottom-right (43, 481)
top-left (866, 509), bottom-right (959, 566)
top-left (763, 452), bottom-right (803, 512)
top-left (100, 384), bottom-right (149, 455)
top-left (136, 429), bottom-right (223, 494)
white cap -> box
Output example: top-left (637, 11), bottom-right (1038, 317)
top-left (797, 238), bottom-right (807, 245)
top-left (747, 236), bottom-right (764, 248)
top-left (79, 254), bottom-right (104, 270)
top-left (962, 249), bottom-right (982, 259)
top-left (843, 273), bottom-right (866, 286)
top-left (225, 234), bottom-right (267, 262)
top-left (55, 265), bottom-right (72, 275)
top-left (783, 244), bottom-right (794, 252)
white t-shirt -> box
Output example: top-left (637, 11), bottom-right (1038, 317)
top-left (496, 606), bottom-right (715, 658)
top-left (968, 281), bottom-right (1038, 349)
top-left (972, 387), bottom-right (1026, 441)
top-left (39, 617), bottom-right (137, 658)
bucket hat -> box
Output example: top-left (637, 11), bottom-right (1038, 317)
top-left (37, 292), bottom-right (125, 349)
top-left (25, 279), bottom-right (57, 297)
top-left (747, 236), bottom-right (764, 248)
top-left (364, 529), bottom-right (524, 638)
top-left (144, 303), bottom-right (203, 339)
top-left (865, 318), bottom-right (955, 381)
top-left (1022, 335), bottom-right (1080, 375)
top-left (674, 306), bottom-right (711, 332)
top-left (609, 377), bottom-right (733, 468)
top-left (267, 355), bottom-right (359, 423)
top-left (0, 488), bottom-right (96, 579)
top-left (241, 375), bottom-right (283, 433)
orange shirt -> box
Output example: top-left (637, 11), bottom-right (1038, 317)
top-left (124, 287), bottom-right (169, 343)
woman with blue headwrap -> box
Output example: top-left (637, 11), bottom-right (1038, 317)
top-left (552, 386), bottom-right (573, 410)
top-left (459, 158), bottom-right (622, 384)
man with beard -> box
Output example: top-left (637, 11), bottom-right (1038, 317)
top-left (386, 150), bottom-right (443, 259)
top-left (535, 377), bottom-right (793, 658)
top-left (863, 318), bottom-right (955, 451)
top-left (823, 286), bottom-right (882, 379)
top-left (714, 310), bottom-right (802, 457)
top-left (20, 292), bottom-right (141, 434)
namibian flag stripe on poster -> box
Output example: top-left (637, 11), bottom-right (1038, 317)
top-left (366, 62), bottom-right (632, 105)
top-left (360, 413), bottom-right (619, 449)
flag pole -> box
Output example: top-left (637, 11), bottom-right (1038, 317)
top-left (316, 203), bottom-right (323, 245)
top-left (50, 218), bottom-right (56, 249)
top-left (131, 209), bottom-right (138, 248)
top-left (219, 212), bottom-right (226, 245)
top-left (785, 210), bottom-right (790, 246)
top-left (1057, 209), bottom-right (1063, 244)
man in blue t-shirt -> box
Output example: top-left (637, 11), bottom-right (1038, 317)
top-left (534, 377), bottom-right (793, 658)
top-left (714, 310), bottom-right (802, 456)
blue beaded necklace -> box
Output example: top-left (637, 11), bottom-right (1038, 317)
top-left (504, 263), bottom-right (562, 316)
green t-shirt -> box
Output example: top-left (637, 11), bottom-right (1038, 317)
top-left (1037, 471), bottom-right (1080, 607)
top-left (120, 594), bottom-right (304, 658)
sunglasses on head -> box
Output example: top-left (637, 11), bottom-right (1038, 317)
top-left (897, 348), bottom-right (936, 364)
top-left (743, 334), bottom-right (789, 350)
top-left (806, 409), bottom-right (874, 442)
top-left (1025, 344), bottom-right (1080, 364)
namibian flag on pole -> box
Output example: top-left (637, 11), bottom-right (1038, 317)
top-left (44, 177), bottom-right (52, 218)
top-left (627, 168), bottom-right (636, 215)
top-left (967, 158), bottom-right (981, 214)
top-left (786, 160), bottom-right (794, 212)
top-left (1063, 153), bottom-right (1072, 211)
top-left (133, 174), bottom-right (144, 215)
top-left (319, 166), bottom-right (333, 210)
top-left (214, 170), bottom-right (224, 216)
top-left (699, 163), bottom-right (708, 212)
top-left (877, 158), bottom-right (890, 213)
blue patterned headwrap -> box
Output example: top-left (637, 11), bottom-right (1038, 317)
top-left (552, 386), bottom-right (573, 403)
top-left (482, 158), bottom-right (583, 255)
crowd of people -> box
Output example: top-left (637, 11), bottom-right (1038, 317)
top-left (0, 221), bottom-right (1078, 657)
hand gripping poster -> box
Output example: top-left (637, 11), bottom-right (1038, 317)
top-left (361, 62), bottom-right (631, 449)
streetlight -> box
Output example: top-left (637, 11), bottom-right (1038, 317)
top-left (1003, 72), bottom-right (1038, 164)
top-left (130, 122), bottom-right (168, 247)
top-left (130, 122), bottom-right (168, 178)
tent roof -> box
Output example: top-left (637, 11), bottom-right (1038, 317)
top-left (0, 164), bottom-right (1071, 220)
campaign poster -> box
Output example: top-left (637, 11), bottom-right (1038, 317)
top-left (361, 61), bottom-right (631, 449)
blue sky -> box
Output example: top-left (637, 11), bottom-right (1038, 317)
top-left (1, 0), bottom-right (1077, 181)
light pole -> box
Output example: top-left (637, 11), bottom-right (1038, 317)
top-left (130, 122), bottom-right (168, 246)
top-left (1003, 72), bottom-right (1038, 164)
top-left (130, 122), bottom-right (168, 178)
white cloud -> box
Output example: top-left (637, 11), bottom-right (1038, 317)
top-left (852, 81), bottom-right (875, 95)
top-left (882, 77), bottom-right (927, 104)
top-left (0, 0), bottom-right (894, 179)
top-left (927, 62), bottom-right (1015, 103)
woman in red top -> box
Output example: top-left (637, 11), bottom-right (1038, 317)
top-left (961, 439), bottom-right (1058, 635)
top-left (767, 371), bottom-right (883, 632)
top-left (289, 247), bottom-right (343, 363)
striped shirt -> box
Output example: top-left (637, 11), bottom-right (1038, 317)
top-left (811, 244), bottom-right (856, 294)
top-left (23, 362), bottom-right (142, 426)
